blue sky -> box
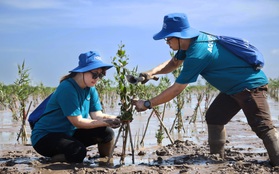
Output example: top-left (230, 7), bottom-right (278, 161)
top-left (0, 0), bottom-right (279, 87)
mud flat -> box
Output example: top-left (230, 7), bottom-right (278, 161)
top-left (1, 100), bottom-right (279, 174)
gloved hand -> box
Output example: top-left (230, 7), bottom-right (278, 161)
top-left (139, 72), bottom-right (159, 84)
top-left (131, 99), bottom-right (148, 112)
top-left (103, 118), bottom-right (121, 129)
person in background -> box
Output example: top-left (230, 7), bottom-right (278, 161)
top-left (132, 13), bottom-right (279, 166)
top-left (31, 51), bottom-right (121, 163)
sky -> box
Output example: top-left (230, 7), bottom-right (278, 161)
top-left (0, 0), bottom-right (279, 87)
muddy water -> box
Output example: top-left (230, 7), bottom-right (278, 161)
top-left (0, 97), bottom-right (279, 167)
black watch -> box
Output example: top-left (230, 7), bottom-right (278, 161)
top-left (144, 100), bottom-right (152, 109)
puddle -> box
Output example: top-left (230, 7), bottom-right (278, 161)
top-left (0, 97), bottom-right (279, 173)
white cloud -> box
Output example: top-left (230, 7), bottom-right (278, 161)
top-left (0, 0), bottom-right (279, 86)
top-left (271, 49), bottom-right (279, 55)
top-left (0, 0), bottom-right (63, 9)
top-left (0, 0), bottom-right (279, 31)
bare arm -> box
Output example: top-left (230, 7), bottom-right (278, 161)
top-left (89, 110), bottom-right (118, 120)
top-left (133, 82), bottom-right (188, 112)
top-left (147, 57), bottom-right (183, 76)
top-left (150, 82), bottom-right (188, 107)
top-left (67, 111), bottom-right (120, 129)
top-left (67, 115), bottom-right (108, 129)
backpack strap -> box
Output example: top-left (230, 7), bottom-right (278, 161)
top-left (198, 31), bottom-right (219, 42)
top-left (29, 78), bottom-right (81, 129)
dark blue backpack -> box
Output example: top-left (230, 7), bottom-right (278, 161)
top-left (28, 93), bottom-right (52, 130)
top-left (201, 32), bottom-right (264, 70)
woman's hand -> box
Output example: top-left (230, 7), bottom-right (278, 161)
top-left (103, 117), bottom-right (121, 129)
top-left (90, 111), bottom-right (121, 128)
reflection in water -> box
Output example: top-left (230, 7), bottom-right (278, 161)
top-left (0, 97), bottom-right (278, 166)
top-left (1, 98), bottom-right (278, 147)
top-left (0, 111), bottom-right (32, 146)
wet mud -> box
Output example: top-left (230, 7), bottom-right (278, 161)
top-left (1, 99), bottom-right (279, 174)
top-left (1, 137), bottom-right (279, 174)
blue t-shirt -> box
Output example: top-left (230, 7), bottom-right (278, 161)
top-left (175, 32), bottom-right (268, 94)
top-left (31, 78), bottom-right (102, 146)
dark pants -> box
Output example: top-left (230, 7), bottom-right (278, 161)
top-left (33, 127), bottom-right (114, 163)
top-left (205, 85), bottom-right (275, 139)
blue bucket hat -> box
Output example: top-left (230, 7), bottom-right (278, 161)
top-left (70, 51), bottom-right (113, 73)
top-left (153, 13), bottom-right (200, 40)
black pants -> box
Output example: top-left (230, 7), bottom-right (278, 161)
top-left (33, 126), bottom-right (114, 163)
top-left (206, 85), bottom-right (275, 139)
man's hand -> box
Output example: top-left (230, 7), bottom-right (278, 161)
top-left (131, 99), bottom-right (148, 112)
top-left (139, 72), bottom-right (159, 84)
